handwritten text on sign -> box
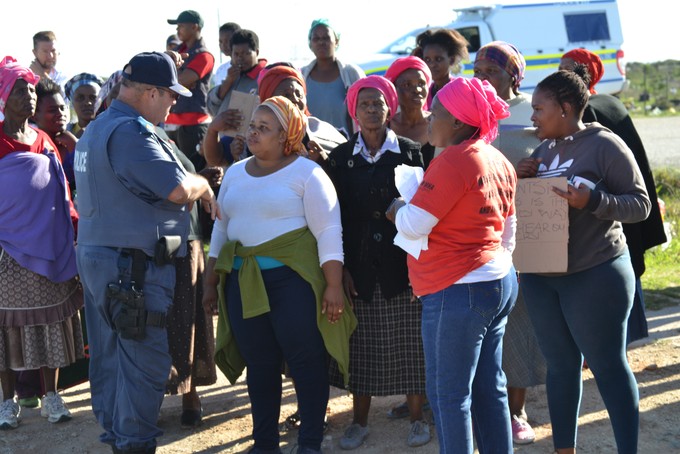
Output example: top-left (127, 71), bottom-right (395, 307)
top-left (513, 177), bottom-right (569, 273)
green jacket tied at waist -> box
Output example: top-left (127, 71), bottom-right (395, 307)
top-left (213, 226), bottom-right (357, 385)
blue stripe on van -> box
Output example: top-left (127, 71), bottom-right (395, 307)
top-left (499, 0), bottom-right (616, 10)
top-left (366, 49), bottom-right (620, 78)
top-left (518, 77), bottom-right (626, 92)
top-left (461, 48), bottom-right (619, 74)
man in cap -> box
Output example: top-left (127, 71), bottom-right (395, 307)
top-left (74, 51), bottom-right (219, 454)
top-left (165, 10), bottom-right (215, 171)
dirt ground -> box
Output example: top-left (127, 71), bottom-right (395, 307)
top-left (1, 303), bottom-right (679, 454)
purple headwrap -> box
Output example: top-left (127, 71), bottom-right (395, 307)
top-left (475, 41), bottom-right (526, 90)
top-left (436, 77), bottom-right (510, 144)
top-left (346, 75), bottom-right (399, 123)
top-left (0, 56), bottom-right (40, 114)
top-left (384, 56), bottom-right (432, 87)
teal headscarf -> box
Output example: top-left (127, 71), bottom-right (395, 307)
top-left (308, 18), bottom-right (340, 45)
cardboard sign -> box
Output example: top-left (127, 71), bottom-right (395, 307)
top-left (513, 177), bottom-right (569, 273)
top-left (220, 90), bottom-right (260, 138)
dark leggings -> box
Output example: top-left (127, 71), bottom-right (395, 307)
top-left (522, 253), bottom-right (639, 453)
top-left (227, 266), bottom-right (328, 452)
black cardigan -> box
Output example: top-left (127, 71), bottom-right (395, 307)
top-left (327, 134), bottom-right (423, 301)
top-left (584, 94), bottom-right (667, 277)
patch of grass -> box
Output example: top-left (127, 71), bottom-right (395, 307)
top-left (641, 167), bottom-right (680, 310)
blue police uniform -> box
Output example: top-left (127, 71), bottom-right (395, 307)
top-left (74, 99), bottom-right (189, 452)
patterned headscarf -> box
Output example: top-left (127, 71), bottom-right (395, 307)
top-left (475, 41), bottom-right (526, 90)
top-left (95, 70), bottom-right (124, 114)
top-left (260, 96), bottom-right (307, 156)
top-left (0, 56), bottom-right (40, 114)
top-left (562, 49), bottom-right (604, 93)
top-left (346, 75), bottom-right (399, 123)
top-left (436, 77), bottom-right (510, 144)
top-left (384, 56), bottom-right (433, 87)
top-left (64, 73), bottom-right (103, 103)
top-left (257, 64), bottom-right (310, 115)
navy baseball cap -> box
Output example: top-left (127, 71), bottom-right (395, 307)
top-left (122, 52), bottom-right (191, 97)
top-left (167, 10), bottom-right (204, 28)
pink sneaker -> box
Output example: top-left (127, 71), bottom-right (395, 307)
top-left (511, 415), bottom-right (535, 445)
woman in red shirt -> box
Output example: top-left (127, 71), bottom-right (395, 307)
top-left (388, 77), bottom-right (518, 453)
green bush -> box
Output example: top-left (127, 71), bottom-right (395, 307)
top-left (642, 167), bottom-right (680, 309)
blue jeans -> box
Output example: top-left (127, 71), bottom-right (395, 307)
top-left (522, 253), bottom-right (638, 453)
top-left (227, 266), bottom-right (328, 452)
top-left (420, 269), bottom-right (518, 454)
top-left (77, 245), bottom-right (174, 451)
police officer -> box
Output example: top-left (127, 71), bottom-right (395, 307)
top-left (74, 52), bottom-right (219, 454)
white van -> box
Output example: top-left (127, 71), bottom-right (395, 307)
top-left (358, 0), bottom-right (626, 94)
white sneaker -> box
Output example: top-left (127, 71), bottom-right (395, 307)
top-left (40, 392), bottom-right (72, 423)
top-left (407, 419), bottom-right (432, 447)
top-left (0, 398), bottom-right (20, 430)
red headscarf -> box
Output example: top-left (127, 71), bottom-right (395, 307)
top-left (346, 75), bottom-right (399, 123)
top-left (436, 77), bottom-right (509, 144)
top-left (0, 56), bottom-right (40, 114)
top-left (562, 49), bottom-right (604, 94)
top-left (257, 64), bottom-right (310, 115)
top-left (384, 56), bottom-right (432, 87)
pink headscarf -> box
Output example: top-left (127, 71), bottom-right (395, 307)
top-left (436, 77), bottom-right (510, 144)
top-left (0, 56), bottom-right (40, 114)
top-left (384, 56), bottom-right (432, 87)
top-left (346, 75), bottom-right (399, 123)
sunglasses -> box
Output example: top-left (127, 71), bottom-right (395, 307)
top-left (155, 86), bottom-right (179, 100)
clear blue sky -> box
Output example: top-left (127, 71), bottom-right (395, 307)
top-left (1, 0), bottom-right (674, 79)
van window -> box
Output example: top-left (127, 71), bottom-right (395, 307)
top-left (380, 26), bottom-right (482, 55)
top-left (381, 31), bottom-right (421, 55)
top-left (455, 26), bottom-right (481, 53)
top-left (564, 12), bottom-right (610, 42)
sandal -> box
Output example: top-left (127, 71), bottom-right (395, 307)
top-left (284, 410), bottom-right (330, 432)
top-left (387, 402), bottom-right (409, 419)
top-left (285, 411), bottom-right (301, 430)
top-left (387, 401), bottom-right (432, 419)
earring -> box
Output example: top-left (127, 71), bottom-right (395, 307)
top-left (561, 112), bottom-right (566, 118)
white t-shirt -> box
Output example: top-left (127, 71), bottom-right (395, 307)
top-left (209, 156), bottom-right (343, 266)
top-left (211, 60), bottom-right (231, 87)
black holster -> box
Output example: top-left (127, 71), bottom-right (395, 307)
top-left (108, 247), bottom-right (167, 341)
top-left (154, 235), bottom-right (182, 266)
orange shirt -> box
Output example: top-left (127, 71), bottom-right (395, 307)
top-left (407, 140), bottom-right (516, 296)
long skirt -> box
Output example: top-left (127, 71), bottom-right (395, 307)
top-left (502, 289), bottom-right (547, 388)
top-left (0, 249), bottom-right (84, 371)
top-left (329, 284), bottom-right (426, 396)
top-left (166, 240), bottom-right (217, 394)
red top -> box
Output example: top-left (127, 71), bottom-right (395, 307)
top-left (407, 140), bottom-right (516, 296)
top-left (166, 49), bottom-right (215, 125)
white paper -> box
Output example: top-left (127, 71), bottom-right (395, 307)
top-left (392, 164), bottom-right (428, 259)
top-left (394, 164), bottom-right (424, 202)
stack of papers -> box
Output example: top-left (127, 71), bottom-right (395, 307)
top-left (393, 164), bottom-right (428, 259)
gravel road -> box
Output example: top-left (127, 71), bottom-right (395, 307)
top-left (632, 115), bottom-right (680, 168)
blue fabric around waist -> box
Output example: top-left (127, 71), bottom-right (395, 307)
top-left (232, 255), bottom-right (285, 270)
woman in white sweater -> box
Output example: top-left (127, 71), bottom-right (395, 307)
top-left (203, 96), bottom-right (354, 454)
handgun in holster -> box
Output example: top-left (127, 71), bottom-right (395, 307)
top-left (107, 243), bottom-right (172, 341)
